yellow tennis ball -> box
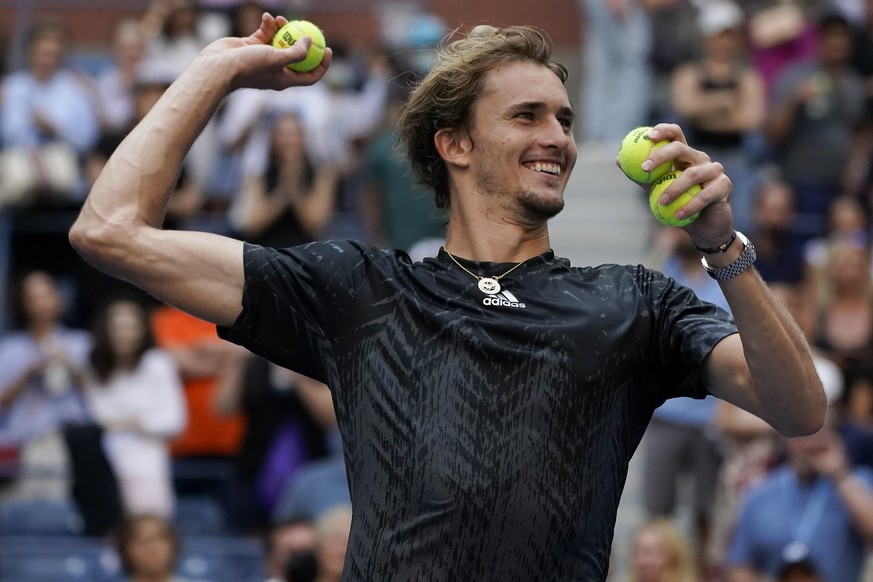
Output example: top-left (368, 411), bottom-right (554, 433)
top-left (618, 126), bottom-right (672, 184)
top-left (649, 170), bottom-right (701, 227)
top-left (272, 20), bottom-right (326, 72)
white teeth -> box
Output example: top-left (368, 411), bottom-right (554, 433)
top-left (529, 162), bottom-right (560, 175)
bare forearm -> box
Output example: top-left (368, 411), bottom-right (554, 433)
top-left (94, 59), bottom-right (229, 228)
top-left (718, 267), bottom-right (825, 436)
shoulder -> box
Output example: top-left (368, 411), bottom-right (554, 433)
top-left (0, 331), bottom-right (31, 350)
top-left (1, 71), bottom-right (29, 92)
top-left (245, 240), bottom-right (411, 276)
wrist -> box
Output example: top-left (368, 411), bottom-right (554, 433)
top-left (833, 469), bottom-right (852, 484)
top-left (692, 230), bottom-right (737, 254)
top-left (700, 231), bottom-right (757, 281)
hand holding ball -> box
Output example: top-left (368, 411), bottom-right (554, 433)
top-left (649, 171), bottom-right (701, 227)
top-left (272, 20), bottom-right (326, 72)
top-left (618, 126), bottom-right (672, 184)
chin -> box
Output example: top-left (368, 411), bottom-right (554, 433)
top-left (518, 190), bottom-right (565, 222)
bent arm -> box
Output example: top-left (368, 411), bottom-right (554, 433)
top-left (69, 55), bottom-right (247, 326)
top-left (640, 124), bottom-right (826, 437)
top-left (704, 251), bottom-right (825, 437)
top-left (69, 14), bottom-right (331, 327)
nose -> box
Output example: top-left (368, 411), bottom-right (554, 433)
top-left (540, 116), bottom-right (573, 149)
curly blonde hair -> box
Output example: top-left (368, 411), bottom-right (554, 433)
top-left (397, 25), bottom-right (568, 209)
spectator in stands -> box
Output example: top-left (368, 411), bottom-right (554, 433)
top-left (216, 352), bottom-right (332, 533)
top-left (645, 0), bottom-right (704, 125)
top-left (263, 517), bottom-right (317, 582)
top-left (763, 12), bottom-right (867, 242)
top-left (83, 298), bottom-right (187, 519)
top-left (361, 72), bottom-right (447, 254)
top-left (746, 0), bottom-right (819, 101)
top-left (811, 237), bottom-right (873, 379)
top-left (228, 1), bottom-right (268, 39)
top-left (627, 517), bottom-right (698, 582)
top-left (846, 0), bottom-right (873, 200)
top-left (748, 177), bottom-right (809, 290)
top-left (0, 270), bottom-right (91, 502)
top-left (92, 18), bottom-right (147, 135)
top-left (115, 513), bottom-right (198, 582)
top-left (577, 0), bottom-right (653, 143)
top-left (670, 1), bottom-right (767, 234)
top-left (139, 0), bottom-right (223, 210)
top-left (724, 408), bottom-right (873, 582)
top-left (776, 548), bottom-right (825, 582)
top-left (260, 362), bottom-right (345, 529)
top-left (151, 305), bottom-right (247, 493)
top-left (140, 0), bottom-right (222, 79)
top-left (803, 194), bottom-right (869, 299)
top-left (844, 360), bottom-right (873, 432)
top-left (228, 111), bottom-right (341, 249)
top-left (214, 45), bottom-right (388, 219)
top-left (0, 19), bottom-right (99, 205)
top-left (310, 505), bottom-right (352, 582)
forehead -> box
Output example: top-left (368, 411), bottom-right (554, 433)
top-left (477, 60), bottom-right (570, 111)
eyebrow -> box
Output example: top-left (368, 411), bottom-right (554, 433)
top-left (510, 101), bottom-right (575, 123)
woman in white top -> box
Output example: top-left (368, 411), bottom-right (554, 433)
top-left (84, 298), bottom-right (187, 518)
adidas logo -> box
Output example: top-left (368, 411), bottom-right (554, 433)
top-left (482, 289), bottom-right (526, 309)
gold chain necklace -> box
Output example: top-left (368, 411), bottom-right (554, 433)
top-left (443, 248), bottom-right (527, 295)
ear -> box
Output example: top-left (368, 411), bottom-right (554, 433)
top-left (434, 127), bottom-right (472, 169)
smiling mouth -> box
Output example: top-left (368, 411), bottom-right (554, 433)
top-left (523, 162), bottom-right (562, 176)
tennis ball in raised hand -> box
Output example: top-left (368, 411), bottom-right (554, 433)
top-left (272, 20), bottom-right (326, 72)
top-left (618, 126), bottom-right (672, 184)
top-left (649, 170), bottom-right (701, 227)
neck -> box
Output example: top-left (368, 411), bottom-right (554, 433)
top-left (29, 321), bottom-right (56, 341)
top-left (443, 199), bottom-right (552, 263)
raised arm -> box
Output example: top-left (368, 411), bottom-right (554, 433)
top-left (643, 123), bottom-right (826, 437)
top-left (69, 14), bottom-right (332, 327)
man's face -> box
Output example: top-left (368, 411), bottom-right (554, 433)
top-left (461, 61), bottom-right (576, 224)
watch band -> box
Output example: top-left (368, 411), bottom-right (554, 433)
top-left (701, 231), bottom-right (757, 281)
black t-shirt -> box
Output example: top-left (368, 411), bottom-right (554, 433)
top-left (219, 240), bottom-right (737, 581)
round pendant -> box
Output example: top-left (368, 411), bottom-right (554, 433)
top-left (478, 277), bottom-right (500, 295)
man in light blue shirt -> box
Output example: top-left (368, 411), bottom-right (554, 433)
top-left (726, 421), bottom-right (873, 582)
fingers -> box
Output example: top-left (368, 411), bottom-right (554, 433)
top-left (271, 45), bottom-right (333, 87)
top-left (658, 168), bottom-right (732, 222)
top-left (642, 123), bottom-right (732, 222)
top-left (251, 12), bottom-right (278, 42)
top-left (649, 123), bottom-right (687, 145)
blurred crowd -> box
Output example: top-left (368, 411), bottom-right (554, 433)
top-left (0, 0), bottom-right (872, 580)
top-left (589, 0), bottom-right (873, 580)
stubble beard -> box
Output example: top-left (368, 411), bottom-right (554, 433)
top-left (517, 188), bottom-right (565, 223)
top-left (477, 168), bottom-right (565, 224)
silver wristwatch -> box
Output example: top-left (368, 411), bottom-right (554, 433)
top-left (700, 231), bottom-right (757, 281)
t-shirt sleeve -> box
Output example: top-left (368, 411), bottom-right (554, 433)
top-left (636, 265), bottom-right (738, 400)
top-left (217, 241), bottom-right (371, 383)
